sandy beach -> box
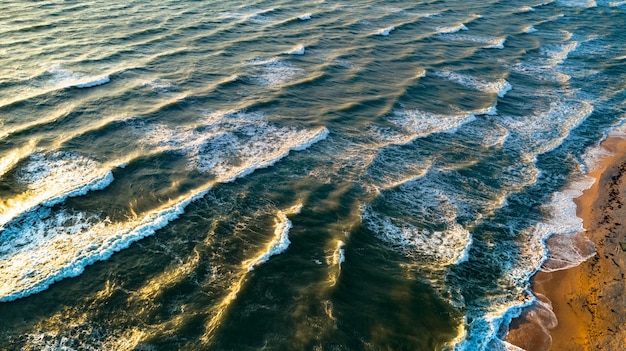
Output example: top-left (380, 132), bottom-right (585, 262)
top-left (507, 136), bottom-right (626, 350)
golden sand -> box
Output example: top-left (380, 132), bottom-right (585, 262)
top-left (508, 136), bottom-right (626, 351)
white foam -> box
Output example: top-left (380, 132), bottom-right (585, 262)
top-left (485, 37), bottom-right (506, 49)
top-left (385, 109), bottom-right (477, 142)
top-left (0, 152), bottom-right (114, 229)
top-left (248, 58), bottom-right (303, 87)
top-left (557, 0), bottom-right (598, 7)
top-left (480, 124), bottom-right (510, 148)
top-left (298, 13), bottom-right (312, 20)
top-left (543, 41), bottom-right (579, 66)
top-left (49, 66), bottom-right (111, 89)
top-left (245, 204), bottom-right (303, 270)
top-left (500, 100), bottom-right (593, 156)
top-left (332, 240), bottom-right (345, 266)
top-left (22, 325), bottom-right (146, 351)
top-left (0, 117), bottom-right (327, 302)
top-left (376, 26), bottom-right (395, 36)
top-left (135, 111), bottom-right (329, 181)
top-left (454, 297), bottom-right (534, 351)
top-left (362, 187), bottom-right (472, 268)
top-left (609, 0), bottom-right (626, 6)
top-left (524, 25), bottom-right (538, 33)
top-left (143, 79), bottom-right (173, 93)
top-left (74, 76), bottom-right (111, 88)
top-left (437, 23), bottom-right (468, 34)
top-left (436, 71), bottom-right (512, 97)
top-left (441, 34), bottom-right (508, 49)
top-left (286, 44), bottom-right (306, 55)
top-left (519, 5), bottom-right (537, 12)
top-left (245, 8), bottom-right (277, 24)
top-left (535, 176), bottom-right (597, 272)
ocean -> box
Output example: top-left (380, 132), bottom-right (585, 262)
top-left (0, 0), bottom-right (625, 350)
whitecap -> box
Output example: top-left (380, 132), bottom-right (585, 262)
top-left (524, 25), bottom-right (538, 33)
top-left (332, 240), bottom-right (345, 266)
top-left (376, 26), bottom-right (395, 36)
top-left (437, 23), bottom-right (468, 34)
top-left (286, 44), bottom-right (305, 55)
top-left (298, 13), bottom-right (312, 20)
top-left (485, 37), bottom-right (506, 49)
top-left (542, 41), bottom-right (579, 66)
top-left (557, 0), bottom-right (597, 7)
top-left (49, 66), bottom-right (111, 89)
top-left (245, 204), bottom-right (303, 270)
top-left (247, 58), bottom-right (303, 87)
top-left (441, 34), bottom-right (507, 49)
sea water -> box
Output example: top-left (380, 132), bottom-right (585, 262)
top-left (0, 0), bottom-right (625, 350)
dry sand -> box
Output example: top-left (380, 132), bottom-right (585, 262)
top-left (507, 136), bottom-right (626, 351)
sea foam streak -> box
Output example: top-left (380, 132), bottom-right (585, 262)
top-left (0, 115), bottom-right (328, 302)
top-left (0, 152), bottom-right (114, 229)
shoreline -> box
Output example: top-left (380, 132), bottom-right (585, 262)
top-left (506, 135), bottom-right (626, 351)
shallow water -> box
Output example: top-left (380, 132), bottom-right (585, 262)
top-left (1, 0), bottom-right (625, 350)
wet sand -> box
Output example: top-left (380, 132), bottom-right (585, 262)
top-left (507, 136), bottom-right (626, 351)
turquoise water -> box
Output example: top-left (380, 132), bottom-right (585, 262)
top-left (0, 0), bottom-right (625, 350)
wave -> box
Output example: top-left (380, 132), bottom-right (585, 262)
top-left (437, 23), bottom-right (468, 34)
top-left (435, 71), bottom-right (512, 97)
top-left (523, 25), bottom-right (538, 34)
top-left (0, 116), bottom-right (328, 302)
top-left (0, 66), bottom-right (112, 109)
top-left (542, 41), bottom-right (580, 66)
top-left (48, 66), bottom-right (111, 89)
top-left (0, 151), bottom-right (114, 229)
top-left (362, 183), bottom-right (473, 269)
top-left (376, 26), bottom-right (395, 36)
top-left (557, 0), bottom-right (598, 7)
top-left (245, 204), bottom-right (303, 271)
top-left (134, 110), bottom-right (330, 180)
top-left (332, 240), bottom-right (345, 266)
top-left (0, 141), bottom-right (37, 179)
top-left (247, 58), bottom-right (304, 87)
top-left (298, 13), bottom-right (312, 20)
top-left (285, 44), bottom-right (306, 55)
top-left (0, 105), bottom-right (74, 141)
top-left (376, 104), bottom-right (497, 145)
top-left (441, 34), bottom-right (508, 49)
top-left (499, 100), bottom-right (593, 156)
